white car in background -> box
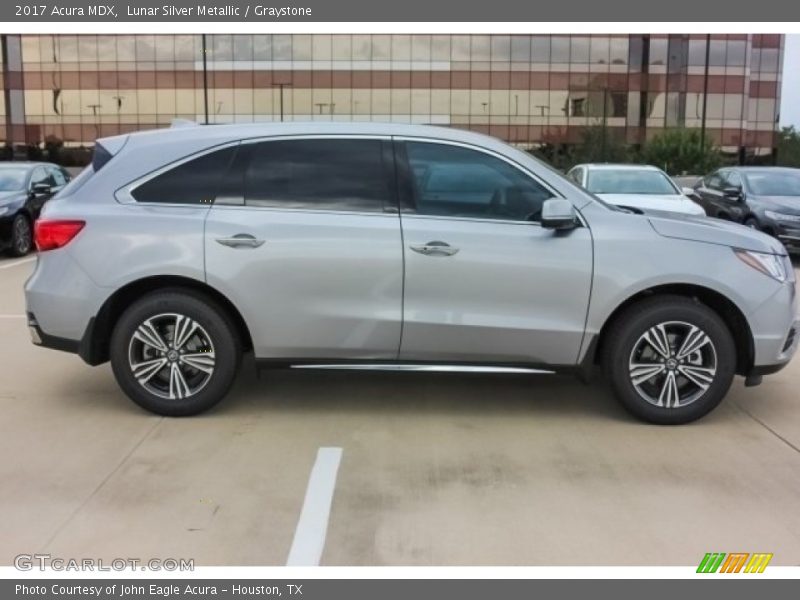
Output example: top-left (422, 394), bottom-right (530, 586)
top-left (567, 164), bottom-right (706, 217)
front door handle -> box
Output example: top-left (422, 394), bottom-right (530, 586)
top-left (409, 241), bottom-right (459, 257)
top-left (215, 234), bottom-right (265, 249)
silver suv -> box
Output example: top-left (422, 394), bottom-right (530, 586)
top-left (24, 123), bottom-right (798, 424)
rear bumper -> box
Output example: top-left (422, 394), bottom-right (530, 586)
top-left (27, 312), bottom-right (103, 364)
top-left (27, 312), bottom-right (80, 354)
top-left (25, 249), bottom-right (108, 363)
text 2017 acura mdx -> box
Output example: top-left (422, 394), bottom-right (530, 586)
top-left (24, 123), bottom-right (798, 424)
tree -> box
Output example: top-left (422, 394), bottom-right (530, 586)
top-left (641, 129), bottom-right (722, 175)
top-left (776, 125), bottom-right (800, 167)
top-left (529, 126), bottom-right (634, 172)
top-left (570, 125), bottom-right (632, 166)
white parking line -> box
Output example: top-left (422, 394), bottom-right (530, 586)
top-left (286, 447), bottom-right (343, 566)
top-left (0, 257), bottom-right (36, 270)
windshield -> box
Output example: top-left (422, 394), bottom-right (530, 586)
top-left (586, 169), bottom-right (679, 195)
top-left (745, 172), bottom-right (800, 197)
top-left (0, 166), bottom-right (28, 192)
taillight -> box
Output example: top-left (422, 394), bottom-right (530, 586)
top-left (34, 220), bottom-right (85, 252)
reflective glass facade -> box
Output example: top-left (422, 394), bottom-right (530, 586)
top-left (0, 34), bottom-right (784, 156)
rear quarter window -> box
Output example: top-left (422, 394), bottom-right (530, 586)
top-left (131, 146), bottom-right (237, 205)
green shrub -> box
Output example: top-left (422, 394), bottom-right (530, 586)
top-left (641, 129), bottom-right (722, 175)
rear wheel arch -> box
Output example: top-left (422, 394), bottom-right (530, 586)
top-left (592, 284), bottom-right (754, 376)
top-left (84, 275), bottom-right (253, 365)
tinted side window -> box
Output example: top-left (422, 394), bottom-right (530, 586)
top-left (244, 139), bottom-right (391, 212)
top-left (567, 168), bottom-right (583, 185)
top-left (131, 146), bottom-right (236, 204)
top-left (725, 171), bottom-right (742, 189)
top-left (48, 166), bottom-right (67, 187)
top-left (30, 167), bottom-right (50, 188)
top-left (705, 171), bottom-right (725, 191)
top-left (404, 142), bottom-right (553, 222)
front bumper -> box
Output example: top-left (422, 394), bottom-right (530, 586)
top-left (776, 230), bottom-right (800, 253)
top-left (765, 219), bottom-right (800, 253)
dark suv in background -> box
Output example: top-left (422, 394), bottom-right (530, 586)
top-left (690, 167), bottom-right (800, 253)
top-left (0, 162), bottom-right (71, 256)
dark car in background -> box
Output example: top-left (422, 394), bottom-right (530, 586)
top-left (690, 167), bottom-right (800, 253)
top-left (0, 162), bottom-right (71, 256)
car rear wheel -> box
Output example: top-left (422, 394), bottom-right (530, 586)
top-left (603, 295), bottom-right (736, 424)
top-left (9, 214), bottom-right (32, 256)
top-left (110, 290), bottom-right (241, 416)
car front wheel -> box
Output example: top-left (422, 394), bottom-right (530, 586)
top-left (603, 295), bottom-right (736, 424)
top-left (110, 290), bottom-right (241, 416)
top-left (744, 217), bottom-right (760, 230)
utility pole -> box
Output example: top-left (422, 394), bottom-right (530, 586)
top-left (273, 83), bottom-right (290, 122)
top-left (601, 89), bottom-right (609, 162)
top-left (700, 33), bottom-right (710, 152)
top-left (202, 34), bottom-right (209, 125)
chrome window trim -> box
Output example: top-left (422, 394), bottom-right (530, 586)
top-left (204, 204), bottom-right (400, 219)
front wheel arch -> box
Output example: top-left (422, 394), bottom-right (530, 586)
top-left (592, 284), bottom-right (754, 376)
top-left (83, 276), bottom-right (253, 366)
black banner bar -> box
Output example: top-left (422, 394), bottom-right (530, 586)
top-left (5, 579), bottom-right (800, 600)
top-left (2, 0), bottom-right (800, 22)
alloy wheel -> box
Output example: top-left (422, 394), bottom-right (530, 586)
top-left (127, 313), bottom-right (216, 400)
top-left (628, 321), bottom-right (717, 408)
top-left (13, 217), bottom-right (31, 254)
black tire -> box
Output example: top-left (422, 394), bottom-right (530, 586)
top-left (110, 289), bottom-right (241, 416)
top-left (9, 214), bottom-right (32, 257)
top-left (744, 217), bottom-right (760, 231)
top-left (602, 295), bottom-right (736, 425)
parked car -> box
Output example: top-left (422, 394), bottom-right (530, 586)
top-left (0, 162), bottom-right (70, 256)
top-left (688, 167), bottom-right (800, 254)
top-left (566, 163), bottom-right (706, 216)
top-left (24, 123), bottom-right (798, 424)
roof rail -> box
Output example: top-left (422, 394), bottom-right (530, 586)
top-left (170, 118), bottom-right (198, 128)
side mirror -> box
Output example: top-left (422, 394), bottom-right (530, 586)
top-left (681, 186), bottom-right (696, 197)
top-left (31, 182), bottom-right (52, 196)
top-left (541, 198), bottom-right (578, 231)
top-left (722, 187), bottom-right (743, 201)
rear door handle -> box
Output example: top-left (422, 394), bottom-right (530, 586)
top-left (215, 234), bottom-right (265, 249)
top-left (409, 241), bottom-right (459, 257)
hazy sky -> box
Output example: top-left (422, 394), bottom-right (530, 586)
top-left (781, 34), bottom-right (799, 127)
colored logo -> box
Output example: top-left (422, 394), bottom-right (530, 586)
top-left (697, 552), bottom-right (773, 573)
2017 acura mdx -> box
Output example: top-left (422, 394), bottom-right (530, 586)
top-left (24, 123), bottom-right (798, 424)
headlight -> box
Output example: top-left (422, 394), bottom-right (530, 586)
top-left (734, 249), bottom-right (788, 282)
top-left (765, 210), bottom-right (800, 223)
top-left (0, 206), bottom-right (9, 216)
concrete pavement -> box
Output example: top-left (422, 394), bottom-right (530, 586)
top-left (1, 256), bottom-right (799, 566)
